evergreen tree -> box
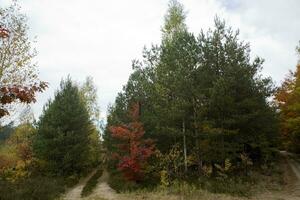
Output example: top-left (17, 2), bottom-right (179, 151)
top-left (197, 18), bottom-right (278, 165)
top-left (34, 77), bottom-right (93, 176)
top-left (105, 1), bottom-right (278, 178)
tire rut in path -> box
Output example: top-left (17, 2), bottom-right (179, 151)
top-left (85, 169), bottom-right (117, 200)
top-left (63, 169), bottom-right (97, 200)
top-left (256, 151), bottom-right (300, 200)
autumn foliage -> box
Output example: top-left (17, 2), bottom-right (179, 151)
top-left (0, 26), bottom-right (9, 38)
top-left (0, 83), bottom-right (48, 117)
top-left (109, 103), bottom-right (155, 181)
top-left (0, 26), bottom-right (48, 118)
top-left (0, 124), bottom-right (35, 182)
top-left (275, 64), bottom-right (300, 152)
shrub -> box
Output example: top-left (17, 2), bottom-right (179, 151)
top-left (0, 176), bottom-right (65, 200)
top-left (108, 170), bottom-right (139, 192)
top-left (198, 176), bottom-right (253, 197)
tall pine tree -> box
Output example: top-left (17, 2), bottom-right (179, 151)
top-left (34, 77), bottom-right (93, 176)
top-left (105, 0), bottom-right (279, 177)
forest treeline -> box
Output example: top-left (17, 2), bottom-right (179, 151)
top-left (0, 0), bottom-right (300, 199)
top-left (104, 0), bottom-right (279, 187)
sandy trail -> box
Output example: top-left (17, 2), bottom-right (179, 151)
top-left (63, 169), bottom-right (97, 200)
top-left (254, 151), bottom-right (300, 200)
top-left (283, 152), bottom-right (300, 198)
top-left (62, 153), bottom-right (300, 200)
top-left (86, 170), bottom-right (117, 200)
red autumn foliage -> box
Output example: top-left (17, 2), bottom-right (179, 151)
top-left (0, 82), bottom-right (48, 118)
top-left (0, 26), bottom-right (9, 38)
top-left (109, 103), bottom-right (155, 181)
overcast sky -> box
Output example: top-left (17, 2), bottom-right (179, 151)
top-left (2, 0), bottom-right (300, 121)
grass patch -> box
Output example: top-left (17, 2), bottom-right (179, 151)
top-left (120, 183), bottom-right (244, 200)
top-left (81, 167), bottom-right (103, 197)
top-left (107, 160), bottom-right (286, 199)
top-left (197, 176), bottom-right (253, 197)
top-left (0, 176), bottom-right (65, 200)
top-left (108, 171), bottom-right (139, 192)
top-left (108, 172), bottom-right (254, 197)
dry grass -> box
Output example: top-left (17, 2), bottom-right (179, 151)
top-left (117, 189), bottom-right (244, 200)
top-left (85, 157), bottom-right (300, 200)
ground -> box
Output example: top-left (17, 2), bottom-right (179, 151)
top-left (61, 152), bottom-right (300, 200)
top-left (254, 151), bottom-right (300, 200)
top-left (63, 169), bottom-right (98, 200)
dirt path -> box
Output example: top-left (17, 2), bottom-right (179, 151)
top-left (62, 154), bottom-right (300, 200)
top-left (85, 170), bottom-right (117, 200)
top-left (254, 151), bottom-right (300, 200)
top-left (282, 152), bottom-right (300, 198)
top-left (63, 169), bottom-right (97, 200)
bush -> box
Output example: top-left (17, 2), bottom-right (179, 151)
top-left (108, 170), bottom-right (139, 192)
top-left (81, 168), bottom-right (103, 197)
top-left (64, 174), bottom-right (81, 187)
top-left (198, 177), bottom-right (253, 197)
top-left (0, 176), bottom-right (65, 200)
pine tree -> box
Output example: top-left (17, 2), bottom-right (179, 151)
top-left (105, 1), bottom-right (279, 177)
top-left (200, 18), bottom-right (278, 165)
top-left (34, 77), bottom-right (93, 176)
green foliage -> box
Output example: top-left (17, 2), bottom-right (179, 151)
top-left (81, 167), bottom-right (103, 197)
top-left (162, 0), bottom-right (187, 38)
top-left (0, 2), bottom-right (37, 86)
top-left (0, 123), bottom-right (14, 142)
top-left (0, 176), bottom-right (65, 200)
top-left (198, 177), bottom-right (252, 197)
top-left (105, 0), bottom-right (279, 185)
top-left (79, 76), bottom-right (101, 125)
top-left (79, 77), bottom-right (102, 166)
top-left (155, 144), bottom-right (185, 180)
top-left (34, 77), bottom-right (94, 176)
top-left (108, 170), bottom-right (139, 192)
top-left (0, 123), bottom-right (36, 182)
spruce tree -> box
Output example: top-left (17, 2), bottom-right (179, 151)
top-left (199, 18), bottom-right (278, 165)
top-left (34, 77), bottom-right (93, 176)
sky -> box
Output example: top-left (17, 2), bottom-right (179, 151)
top-left (1, 0), bottom-right (300, 122)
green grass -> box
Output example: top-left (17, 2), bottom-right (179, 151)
top-left (108, 171), bottom-right (140, 192)
top-left (81, 167), bottom-right (103, 197)
top-left (0, 176), bottom-right (65, 200)
top-left (108, 166), bottom-right (285, 199)
top-left (107, 170), bottom-right (253, 197)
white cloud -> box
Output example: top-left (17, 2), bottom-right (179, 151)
top-left (2, 0), bottom-right (300, 121)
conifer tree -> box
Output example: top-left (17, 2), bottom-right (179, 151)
top-left (34, 77), bottom-right (93, 176)
top-left (105, 0), bottom-right (279, 177)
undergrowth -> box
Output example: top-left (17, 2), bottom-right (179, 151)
top-left (108, 162), bottom-right (285, 198)
top-left (0, 176), bottom-right (65, 200)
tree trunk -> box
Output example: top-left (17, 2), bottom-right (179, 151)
top-left (183, 120), bottom-right (187, 173)
top-left (193, 99), bottom-right (202, 173)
